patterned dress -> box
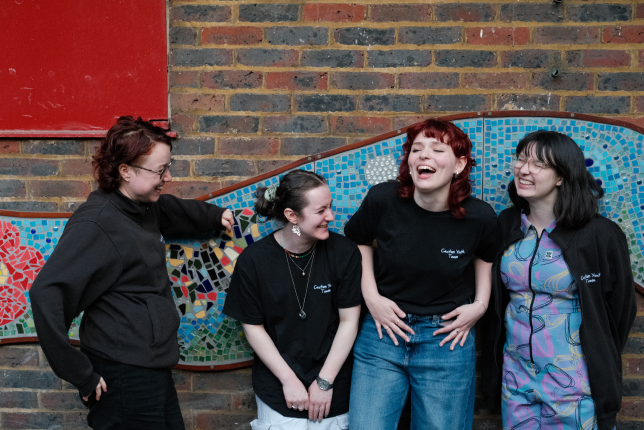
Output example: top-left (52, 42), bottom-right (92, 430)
top-left (500, 214), bottom-right (597, 430)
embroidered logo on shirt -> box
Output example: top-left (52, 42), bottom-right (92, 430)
top-left (545, 251), bottom-right (554, 259)
top-left (314, 284), bottom-right (332, 293)
top-left (159, 235), bottom-right (165, 243)
top-left (580, 273), bottom-right (600, 283)
top-left (441, 248), bottom-right (465, 259)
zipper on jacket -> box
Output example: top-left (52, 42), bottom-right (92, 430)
top-left (527, 228), bottom-right (542, 364)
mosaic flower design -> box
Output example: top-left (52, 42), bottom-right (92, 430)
top-left (0, 221), bottom-right (44, 327)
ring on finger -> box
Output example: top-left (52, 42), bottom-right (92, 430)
top-left (383, 325), bottom-right (390, 330)
top-left (298, 407), bottom-right (304, 411)
top-left (455, 329), bottom-right (459, 333)
top-left (292, 405), bottom-right (297, 409)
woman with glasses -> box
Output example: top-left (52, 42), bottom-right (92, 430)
top-left (30, 116), bottom-right (233, 429)
top-left (480, 130), bottom-right (636, 430)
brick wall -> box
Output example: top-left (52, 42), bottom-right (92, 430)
top-left (2, 1), bottom-right (644, 428)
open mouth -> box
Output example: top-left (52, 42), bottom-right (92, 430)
top-left (318, 224), bottom-right (329, 229)
top-left (417, 165), bottom-right (436, 179)
top-left (518, 179), bottom-right (534, 186)
top-left (155, 183), bottom-right (164, 192)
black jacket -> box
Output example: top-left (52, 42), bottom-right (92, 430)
top-left (30, 189), bottom-right (226, 397)
top-left (480, 206), bottom-right (637, 430)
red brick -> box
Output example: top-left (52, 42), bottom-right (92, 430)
top-left (639, 50), bottom-right (644, 67)
top-left (258, 160), bottom-right (293, 174)
top-left (637, 4), bottom-right (644, 19)
top-left (169, 71), bottom-right (199, 88)
top-left (3, 413), bottom-right (65, 429)
top-left (637, 291), bottom-right (644, 313)
top-left (219, 137), bottom-right (279, 156)
top-left (394, 116), bottom-right (427, 130)
top-left (567, 50), bottom-right (631, 68)
top-left (636, 97), bottom-right (644, 113)
top-left (266, 72), bottom-right (328, 90)
top-left (303, 4), bottom-right (367, 22)
top-left (202, 26), bottom-right (263, 45)
top-left (42, 392), bottom-right (85, 410)
top-left (330, 116), bottom-right (391, 134)
top-left (466, 27), bottom-right (530, 46)
top-left (369, 4), bottom-right (431, 22)
top-left (161, 181), bottom-right (222, 199)
top-left (435, 3), bottom-right (496, 22)
top-left (0, 140), bottom-right (20, 154)
top-left (177, 392), bottom-right (232, 410)
top-left (463, 73), bottom-right (527, 90)
top-left (619, 401), bottom-right (644, 418)
top-left (627, 358), bottom-right (644, 376)
top-left (28, 180), bottom-right (91, 198)
top-left (233, 392), bottom-right (256, 411)
top-left (202, 71), bottom-right (263, 90)
top-left (171, 114), bottom-right (195, 134)
top-left (0, 346), bottom-right (39, 367)
top-left (603, 26), bottom-right (644, 44)
top-left (170, 93), bottom-right (225, 112)
top-left (534, 26), bottom-right (599, 44)
top-left (194, 369), bottom-right (253, 391)
top-left (61, 159), bottom-right (93, 176)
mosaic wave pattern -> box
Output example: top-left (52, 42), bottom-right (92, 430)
top-left (1, 115), bottom-right (642, 369)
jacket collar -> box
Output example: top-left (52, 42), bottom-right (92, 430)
top-left (504, 206), bottom-right (577, 252)
top-left (94, 188), bottom-right (149, 222)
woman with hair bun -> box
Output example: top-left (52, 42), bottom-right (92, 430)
top-left (223, 169), bottom-right (362, 429)
top-left (481, 130), bottom-right (636, 430)
top-left (30, 116), bottom-right (233, 429)
top-left (346, 118), bottom-right (500, 429)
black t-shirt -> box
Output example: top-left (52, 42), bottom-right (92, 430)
top-left (222, 231), bottom-right (362, 418)
top-left (344, 181), bottom-right (499, 316)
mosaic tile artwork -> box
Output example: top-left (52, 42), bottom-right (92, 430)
top-left (0, 115), bottom-right (642, 370)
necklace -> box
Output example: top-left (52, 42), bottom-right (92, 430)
top-left (279, 232), bottom-right (317, 276)
top-left (280, 231), bottom-right (316, 320)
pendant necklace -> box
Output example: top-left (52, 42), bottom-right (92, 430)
top-left (280, 231), bottom-right (316, 320)
top-left (286, 247), bottom-right (316, 276)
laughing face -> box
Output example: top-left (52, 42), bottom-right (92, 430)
top-left (118, 142), bottom-right (173, 203)
top-left (293, 185), bottom-right (334, 241)
top-left (408, 135), bottom-right (466, 200)
top-left (513, 145), bottom-right (562, 205)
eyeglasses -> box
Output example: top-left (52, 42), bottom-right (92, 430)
top-left (512, 155), bottom-right (550, 174)
top-left (128, 161), bottom-right (172, 179)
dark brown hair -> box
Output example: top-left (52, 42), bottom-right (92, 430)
top-left (255, 170), bottom-right (327, 224)
top-left (397, 118), bottom-right (475, 219)
top-left (92, 116), bottom-right (173, 192)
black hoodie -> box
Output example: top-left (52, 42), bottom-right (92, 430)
top-left (480, 206), bottom-right (637, 430)
top-left (30, 189), bottom-right (226, 397)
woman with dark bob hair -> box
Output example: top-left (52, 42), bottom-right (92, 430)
top-left (481, 130), bottom-right (636, 430)
top-left (30, 116), bottom-right (233, 429)
top-left (223, 170), bottom-right (362, 429)
top-left (345, 118), bottom-right (500, 429)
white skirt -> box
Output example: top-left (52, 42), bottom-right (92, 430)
top-left (250, 395), bottom-right (350, 430)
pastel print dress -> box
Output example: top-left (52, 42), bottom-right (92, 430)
top-left (500, 214), bottom-right (597, 430)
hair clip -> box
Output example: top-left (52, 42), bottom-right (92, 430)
top-left (264, 185), bottom-right (278, 202)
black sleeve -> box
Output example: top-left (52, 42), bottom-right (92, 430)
top-left (222, 250), bottom-right (265, 325)
top-left (605, 225), bottom-right (637, 351)
top-left (156, 194), bottom-right (227, 237)
top-left (474, 203), bottom-right (501, 263)
top-left (344, 185), bottom-right (383, 245)
top-left (29, 222), bottom-right (123, 397)
top-left (336, 242), bottom-right (363, 309)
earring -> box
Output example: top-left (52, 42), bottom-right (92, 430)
top-left (453, 171), bottom-right (460, 178)
top-left (292, 224), bottom-right (301, 236)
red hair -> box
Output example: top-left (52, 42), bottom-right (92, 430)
top-left (397, 118), bottom-right (475, 219)
top-left (92, 116), bottom-right (173, 192)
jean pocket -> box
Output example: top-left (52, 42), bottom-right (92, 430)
top-left (334, 414), bottom-right (349, 429)
top-left (250, 419), bottom-right (272, 430)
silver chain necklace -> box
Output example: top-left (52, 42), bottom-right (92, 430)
top-left (286, 246), bottom-right (316, 276)
top-left (280, 231), bottom-right (316, 320)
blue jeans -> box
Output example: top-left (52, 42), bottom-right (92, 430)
top-left (349, 314), bottom-right (476, 430)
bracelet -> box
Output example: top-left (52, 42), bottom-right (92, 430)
top-left (474, 299), bottom-right (487, 311)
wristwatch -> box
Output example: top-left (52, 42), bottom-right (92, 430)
top-left (316, 376), bottom-right (333, 391)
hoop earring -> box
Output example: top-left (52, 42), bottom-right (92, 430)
top-left (292, 224), bottom-right (301, 236)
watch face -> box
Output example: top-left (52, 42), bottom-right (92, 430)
top-left (316, 377), bottom-right (332, 390)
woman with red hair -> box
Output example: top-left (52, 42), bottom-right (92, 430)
top-left (345, 119), bottom-right (499, 429)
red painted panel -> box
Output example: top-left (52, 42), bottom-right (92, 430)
top-left (0, 0), bottom-right (167, 137)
